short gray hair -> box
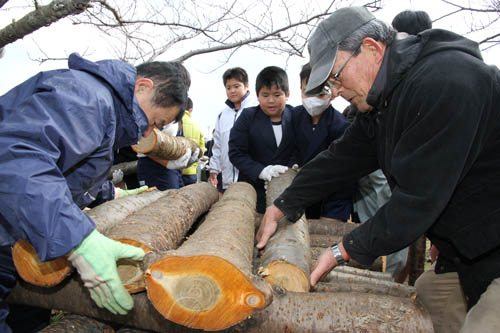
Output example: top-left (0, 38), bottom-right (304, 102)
top-left (339, 19), bottom-right (396, 55)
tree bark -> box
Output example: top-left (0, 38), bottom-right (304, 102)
top-left (132, 128), bottom-right (202, 160)
top-left (310, 234), bottom-right (343, 248)
top-left (11, 189), bottom-right (173, 288)
top-left (8, 277), bottom-right (433, 332)
top-left (145, 182), bottom-right (272, 331)
top-left (0, 0), bottom-right (91, 48)
top-left (308, 218), bottom-right (359, 235)
top-left (39, 314), bottom-right (115, 332)
top-left (331, 265), bottom-right (392, 281)
top-left (313, 281), bottom-right (416, 298)
top-left (408, 235), bottom-right (427, 286)
top-left (259, 169), bottom-right (311, 293)
top-left (109, 161), bottom-right (138, 180)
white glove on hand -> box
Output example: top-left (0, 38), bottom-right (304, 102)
top-left (166, 148), bottom-right (191, 170)
top-left (111, 169), bottom-right (124, 184)
top-left (187, 148), bottom-right (200, 166)
top-left (259, 165), bottom-right (289, 182)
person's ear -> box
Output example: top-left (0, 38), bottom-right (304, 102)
top-left (134, 78), bottom-right (154, 95)
top-left (360, 37), bottom-right (386, 65)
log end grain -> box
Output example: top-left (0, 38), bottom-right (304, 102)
top-left (115, 238), bottom-right (152, 294)
top-left (12, 239), bottom-right (72, 287)
top-left (131, 129), bottom-right (157, 153)
top-left (145, 254), bottom-right (269, 330)
top-left (258, 260), bottom-right (310, 292)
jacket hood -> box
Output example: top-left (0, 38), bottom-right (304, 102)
top-left (67, 53), bottom-right (148, 146)
top-left (369, 29), bottom-right (483, 110)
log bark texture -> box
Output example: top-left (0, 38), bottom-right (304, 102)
top-left (408, 235), bottom-right (427, 286)
top-left (308, 218), bottom-right (359, 235)
top-left (8, 276), bottom-right (432, 332)
top-left (313, 281), bottom-right (416, 298)
top-left (310, 234), bottom-right (343, 248)
top-left (132, 128), bottom-right (202, 160)
top-left (109, 161), bottom-right (138, 180)
top-left (145, 182), bottom-right (272, 331)
top-left (39, 314), bottom-right (115, 332)
top-left (259, 169), bottom-right (311, 292)
top-left (12, 189), bottom-right (172, 287)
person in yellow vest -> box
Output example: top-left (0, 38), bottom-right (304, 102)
top-left (181, 97), bottom-right (205, 185)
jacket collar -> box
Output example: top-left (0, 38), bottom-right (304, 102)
top-left (225, 90), bottom-right (250, 110)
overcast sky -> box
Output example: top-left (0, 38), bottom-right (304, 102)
top-left (1, 0), bottom-right (499, 137)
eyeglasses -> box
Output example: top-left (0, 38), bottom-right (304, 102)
top-left (328, 46), bottom-right (360, 90)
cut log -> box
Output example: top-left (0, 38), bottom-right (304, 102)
top-left (311, 246), bottom-right (384, 272)
top-left (8, 276), bottom-right (432, 332)
top-left (11, 189), bottom-right (171, 288)
top-left (259, 169), bottom-right (311, 292)
top-left (308, 218), bottom-right (359, 235)
top-left (332, 265), bottom-right (392, 281)
top-left (107, 183), bottom-right (218, 293)
top-left (108, 160), bottom-right (138, 180)
top-left (132, 128), bottom-right (203, 160)
top-left (39, 314), bottom-right (115, 332)
top-left (310, 233), bottom-right (343, 248)
top-left (145, 182), bottom-right (272, 331)
top-left (314, 281), bottom-right (416, 298)
top-left (325, 270), bottom-right (411, 295)
top-left (408, 235), bottom-right (426, 286)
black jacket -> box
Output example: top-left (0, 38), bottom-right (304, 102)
top-left (275, 29), bottom-right (500, 308)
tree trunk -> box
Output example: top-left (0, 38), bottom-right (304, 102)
top-left (313, 281), bottom-right (416, 298)
top-left (8, 276), bottom-right (431, 332)
top-left (0, 0), bottom-right (92, 48)
top-left (331, 265), bottom-right (392, 281)
top-left (311, 247), bottom-right (384, 272)
top-left (11, 189), bottom-right (172, 288)
top-left (259, 169), bottom-right (311, 293)
top-left (39, 314), bottom-right (115, 332)
top-left (109, 161), bottom-right (138, 180)
top-left (308, 218), bottom-right (359, 235)
top-left (408, 235), bottom-right (427, 286)
top-left (145, 182), bottom-right (272, 331)
top-left (132, 128), bottom-right (202, 160)
top-left (232, 290), bottom-right (433, 332)
top-left (310, 234), bottom-right (343, 248)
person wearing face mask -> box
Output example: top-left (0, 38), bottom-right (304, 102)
top-left (290, 63), bottom-right (355, 223)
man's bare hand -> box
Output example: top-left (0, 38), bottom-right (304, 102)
top-left (256, 205), bottom-right (284, 249)
top-left (209, 173), bottom-right (218, 186)
top-left (310, 248), bottom-right (336, 287)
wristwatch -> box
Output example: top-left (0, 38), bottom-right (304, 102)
top-left (330, 243), bottom-right (346, 265)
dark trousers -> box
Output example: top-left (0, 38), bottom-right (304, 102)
top-left (137, 157), bottom-right (184, 190)
top-left (0, 246), bottom-right (50, 332)
top-left (182, 174), bottom-right (197, 186)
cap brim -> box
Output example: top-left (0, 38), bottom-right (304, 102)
top-left (305, 45), bottom-right (337, 96)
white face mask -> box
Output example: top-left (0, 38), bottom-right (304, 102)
top-left (302, 96), bottom-right (330, 117)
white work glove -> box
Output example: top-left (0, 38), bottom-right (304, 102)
top-left (187, 148), bottom-right (200, 166)
top-left (258, 165), bottom-right (288, 182)
top-left (166, 148), bottom-right (191, 170)
top-left (111, 169), bottom-right (124, 184)
top-left (68, 230), bottom-right (145, 315)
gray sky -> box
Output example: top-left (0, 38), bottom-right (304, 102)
top-left (1, 0), bottom-right (499, 137)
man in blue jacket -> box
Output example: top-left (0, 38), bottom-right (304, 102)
top-left (0, 53), bottom-right (189, 331)
top-left (257, 7), bottom-right (500, 331)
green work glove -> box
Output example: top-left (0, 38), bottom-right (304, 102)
top-left (68, 230), bottom-right (145, 315)
top-left (114, 185), bottom-right (148, 199)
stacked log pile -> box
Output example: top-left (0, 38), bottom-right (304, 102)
top-left (7, 175), bottom-right (433, 332)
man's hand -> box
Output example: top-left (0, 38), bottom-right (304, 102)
top-left (68, 230), bottom-right (145, 315)
top-left (166, 148), bottom-right (191, 170)
top-left (114, 185), bottom-right (148, 199)
top-left (256, 205), bottom-right (284, 249)
top-left (258, 165), bottom-right (288, 182)
top-left (187, 148), bottom-right (200, 166)
top-left (209, 172), bottom-right (218, 186)
top-left (310, 242), bottom-right (350, 287)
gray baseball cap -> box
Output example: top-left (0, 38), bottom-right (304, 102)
top-left (306, 7), bottom-right (375, 96)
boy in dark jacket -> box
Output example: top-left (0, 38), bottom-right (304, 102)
top-left (229, 66), bottom-right (295, 213)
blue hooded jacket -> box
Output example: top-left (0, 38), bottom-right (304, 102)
top-left (0, 53), bottom-right (148, 260)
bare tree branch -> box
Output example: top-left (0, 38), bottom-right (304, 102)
top-left (0, 0), bottom-right (92, 48)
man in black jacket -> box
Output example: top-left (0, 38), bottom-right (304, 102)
top-left (256, 6), bottom-right (500, 331)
